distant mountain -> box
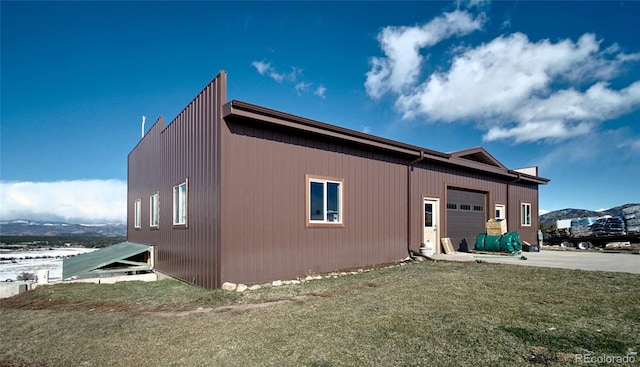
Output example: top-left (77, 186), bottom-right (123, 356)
top-left (0, 220), bottom-right (126, 236)
top-left (539, 203), bottom-right (640, 228)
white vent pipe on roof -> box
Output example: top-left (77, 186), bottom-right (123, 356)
top-left (141, 115), bottom-right (146, 138)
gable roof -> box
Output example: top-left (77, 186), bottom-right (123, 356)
top-left (63, 242), bottom-right (152, 280)
top-left (449, 147), bottom-right (507, 169)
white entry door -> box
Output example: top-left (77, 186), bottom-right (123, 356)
top-left (423, 198), bottom-right (439, 254)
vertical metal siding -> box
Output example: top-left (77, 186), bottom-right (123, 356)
top-left (129, 72), bottom-right (542, 288)
top-left (507, 181), bottom-right (540, 245)
top-left (128, 72), bottom-right (226, 289)
top-left (446, 188), bottom-right (487, 249)
top-left (220, 122), bottom-right (409, 285)
top-left (410, 162), bottom-right (529, 253)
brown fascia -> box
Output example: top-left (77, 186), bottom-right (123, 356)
top-left (222, 100), bottom-right (549, 185)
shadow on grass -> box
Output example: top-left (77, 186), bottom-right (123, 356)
top-left (501, 325), bottom-right (630, 360)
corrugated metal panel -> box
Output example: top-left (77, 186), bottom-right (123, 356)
top-left (128, 72), bottom-right (226, 289)
top-left (446, 188), bottom-right (487, 249)
top-left (220, 119), bottom-right (408, 285)
top-left (128, 72), bottom-right (545, 288)
top-left (217, 122), bottom-right (539, 282)
top-left (507, 181), bottom-right (540, 245)
top-left (224, 101), bottom-right (551, 186)
top-left (410, 162), bottom-right (507, 254)
top-left (63, 242), bottom-right (151, 279)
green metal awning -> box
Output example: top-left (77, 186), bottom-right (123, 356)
top-left (63, 242), bottom-right (153, 280)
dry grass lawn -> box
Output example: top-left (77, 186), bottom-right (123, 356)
top-left (1, 259), bottom-right (638, 366)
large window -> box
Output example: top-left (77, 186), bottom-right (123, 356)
top-left (150, 192), bottom-right (159, 228)
top-left (521, 202), bottom-right (531, 226)
top-left (307, 175), bottom-right (343, 226)
top-left (134, 198), bottom-right (141, 229)
top-left (173, 180), bottom-right (188, 226)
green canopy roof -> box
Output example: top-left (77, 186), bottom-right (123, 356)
top-left (63, 242), bottom-right (152, 280)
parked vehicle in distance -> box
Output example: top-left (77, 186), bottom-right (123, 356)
top-left (545, 206), bottom-right (640, 249)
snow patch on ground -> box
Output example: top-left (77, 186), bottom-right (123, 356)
top-left (0, 248), bottom-right (96, 282)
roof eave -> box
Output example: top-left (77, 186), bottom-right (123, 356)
top-left (223, 100), bottom-right (449, 159)
top-left (222, 100), bottom-right (550, 185)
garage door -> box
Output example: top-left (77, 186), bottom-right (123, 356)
top-left (447, 188), bottom-right (487, 251)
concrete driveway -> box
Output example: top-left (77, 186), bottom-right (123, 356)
top-left (430, 248), bottom-right (640, 274)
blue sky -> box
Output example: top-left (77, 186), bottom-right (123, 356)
top-left (1, 1), bottom-right (639, 223)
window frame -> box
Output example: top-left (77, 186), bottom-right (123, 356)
top-left (305, 174), bottom-right (344, 227)
top-left (150, 192), bottom-right (160, 228)
top-left (521, 202), bottom-right (532, 227)
top-left (173, 179), bottom-right (188, 227)
top-left (459, 204), bottom-right (472, 212)
top-left (495, 203), bottom-right (506, 220)
top-left (134, 198), bottom-right (142, 229)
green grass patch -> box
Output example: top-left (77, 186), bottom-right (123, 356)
top-left (1, 261), bottom-right (638, 366)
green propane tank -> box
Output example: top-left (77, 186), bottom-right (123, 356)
top-left (475, 233), bottom-right (486, 251)
top-left (500, 232), bottom-right (522, 253)
top-left (484, 235), bottom-right (501, 252)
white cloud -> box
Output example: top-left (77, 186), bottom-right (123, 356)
top-left (295, 81), bottom-right (312, 95)
top-left (465, 0), bottom-right (491, 8)
top-left (485, 81), bottom-right (640, 143)
top-left (253, 60), bottom-right (325, 98)
top-left (365, 10), bottom-right (485, 99)
top-left (251, 60), bottom-right (271, 75)
top-left (620, 138), bottom-right (640, 152)
top-left (315, 84), bottom-right (326, 99)
top-left (0, 180), bottom-right (127, 224)
top-left (251, 61), bottom-right (300, 83)
top-left (367, 12), bottom-right (640, 144)
top-left (535, 127), bottom-right (640, 175)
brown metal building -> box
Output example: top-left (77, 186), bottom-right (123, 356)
top-left (128, 71), bottom-right (549, 289)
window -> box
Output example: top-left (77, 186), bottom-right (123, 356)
top-left (134, 199), bottom-right (141, 229)
top-left (424, 202), bottom-right (433, 227)
top-left (521, 202), bottom-right (531, 226)
top-left (150, 192), bottom-right (159, 228)
top-left (306, 175), bottom-right (343, 225)
top-left (495, 204), bottom-right (506, 220)
top-left (173, 180), bottom-right (188, 226)
top-left (459, 204), bottom-right (471, 211)
top-left (473, 205), bottom-right (484, 212)
top-left (447, 203), bottom-right (458, 210)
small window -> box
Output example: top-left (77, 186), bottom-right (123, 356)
top-left (473, 205), bottom-right (484, 212)
top-left (150, 192), bottom-right (159, 228)
top-left (495, 204), bottom-right (506, 220)
top-left (307, 175), bottom-right (343, 225)
top-left (459, 204), bottom-right (471, 211)
top-left (447, 203), bottom-right (457, 210)
top-left (521, 202), bottom-right (531, 226)
top-left (173, 180), bottom-right (188, 226)
top-left (134, 199), bottom-right (142, 229)
top-left (424, 202), bottom-right (433, 227)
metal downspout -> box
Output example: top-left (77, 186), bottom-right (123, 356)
top-left (407, 151), bottom-right (425, 259)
